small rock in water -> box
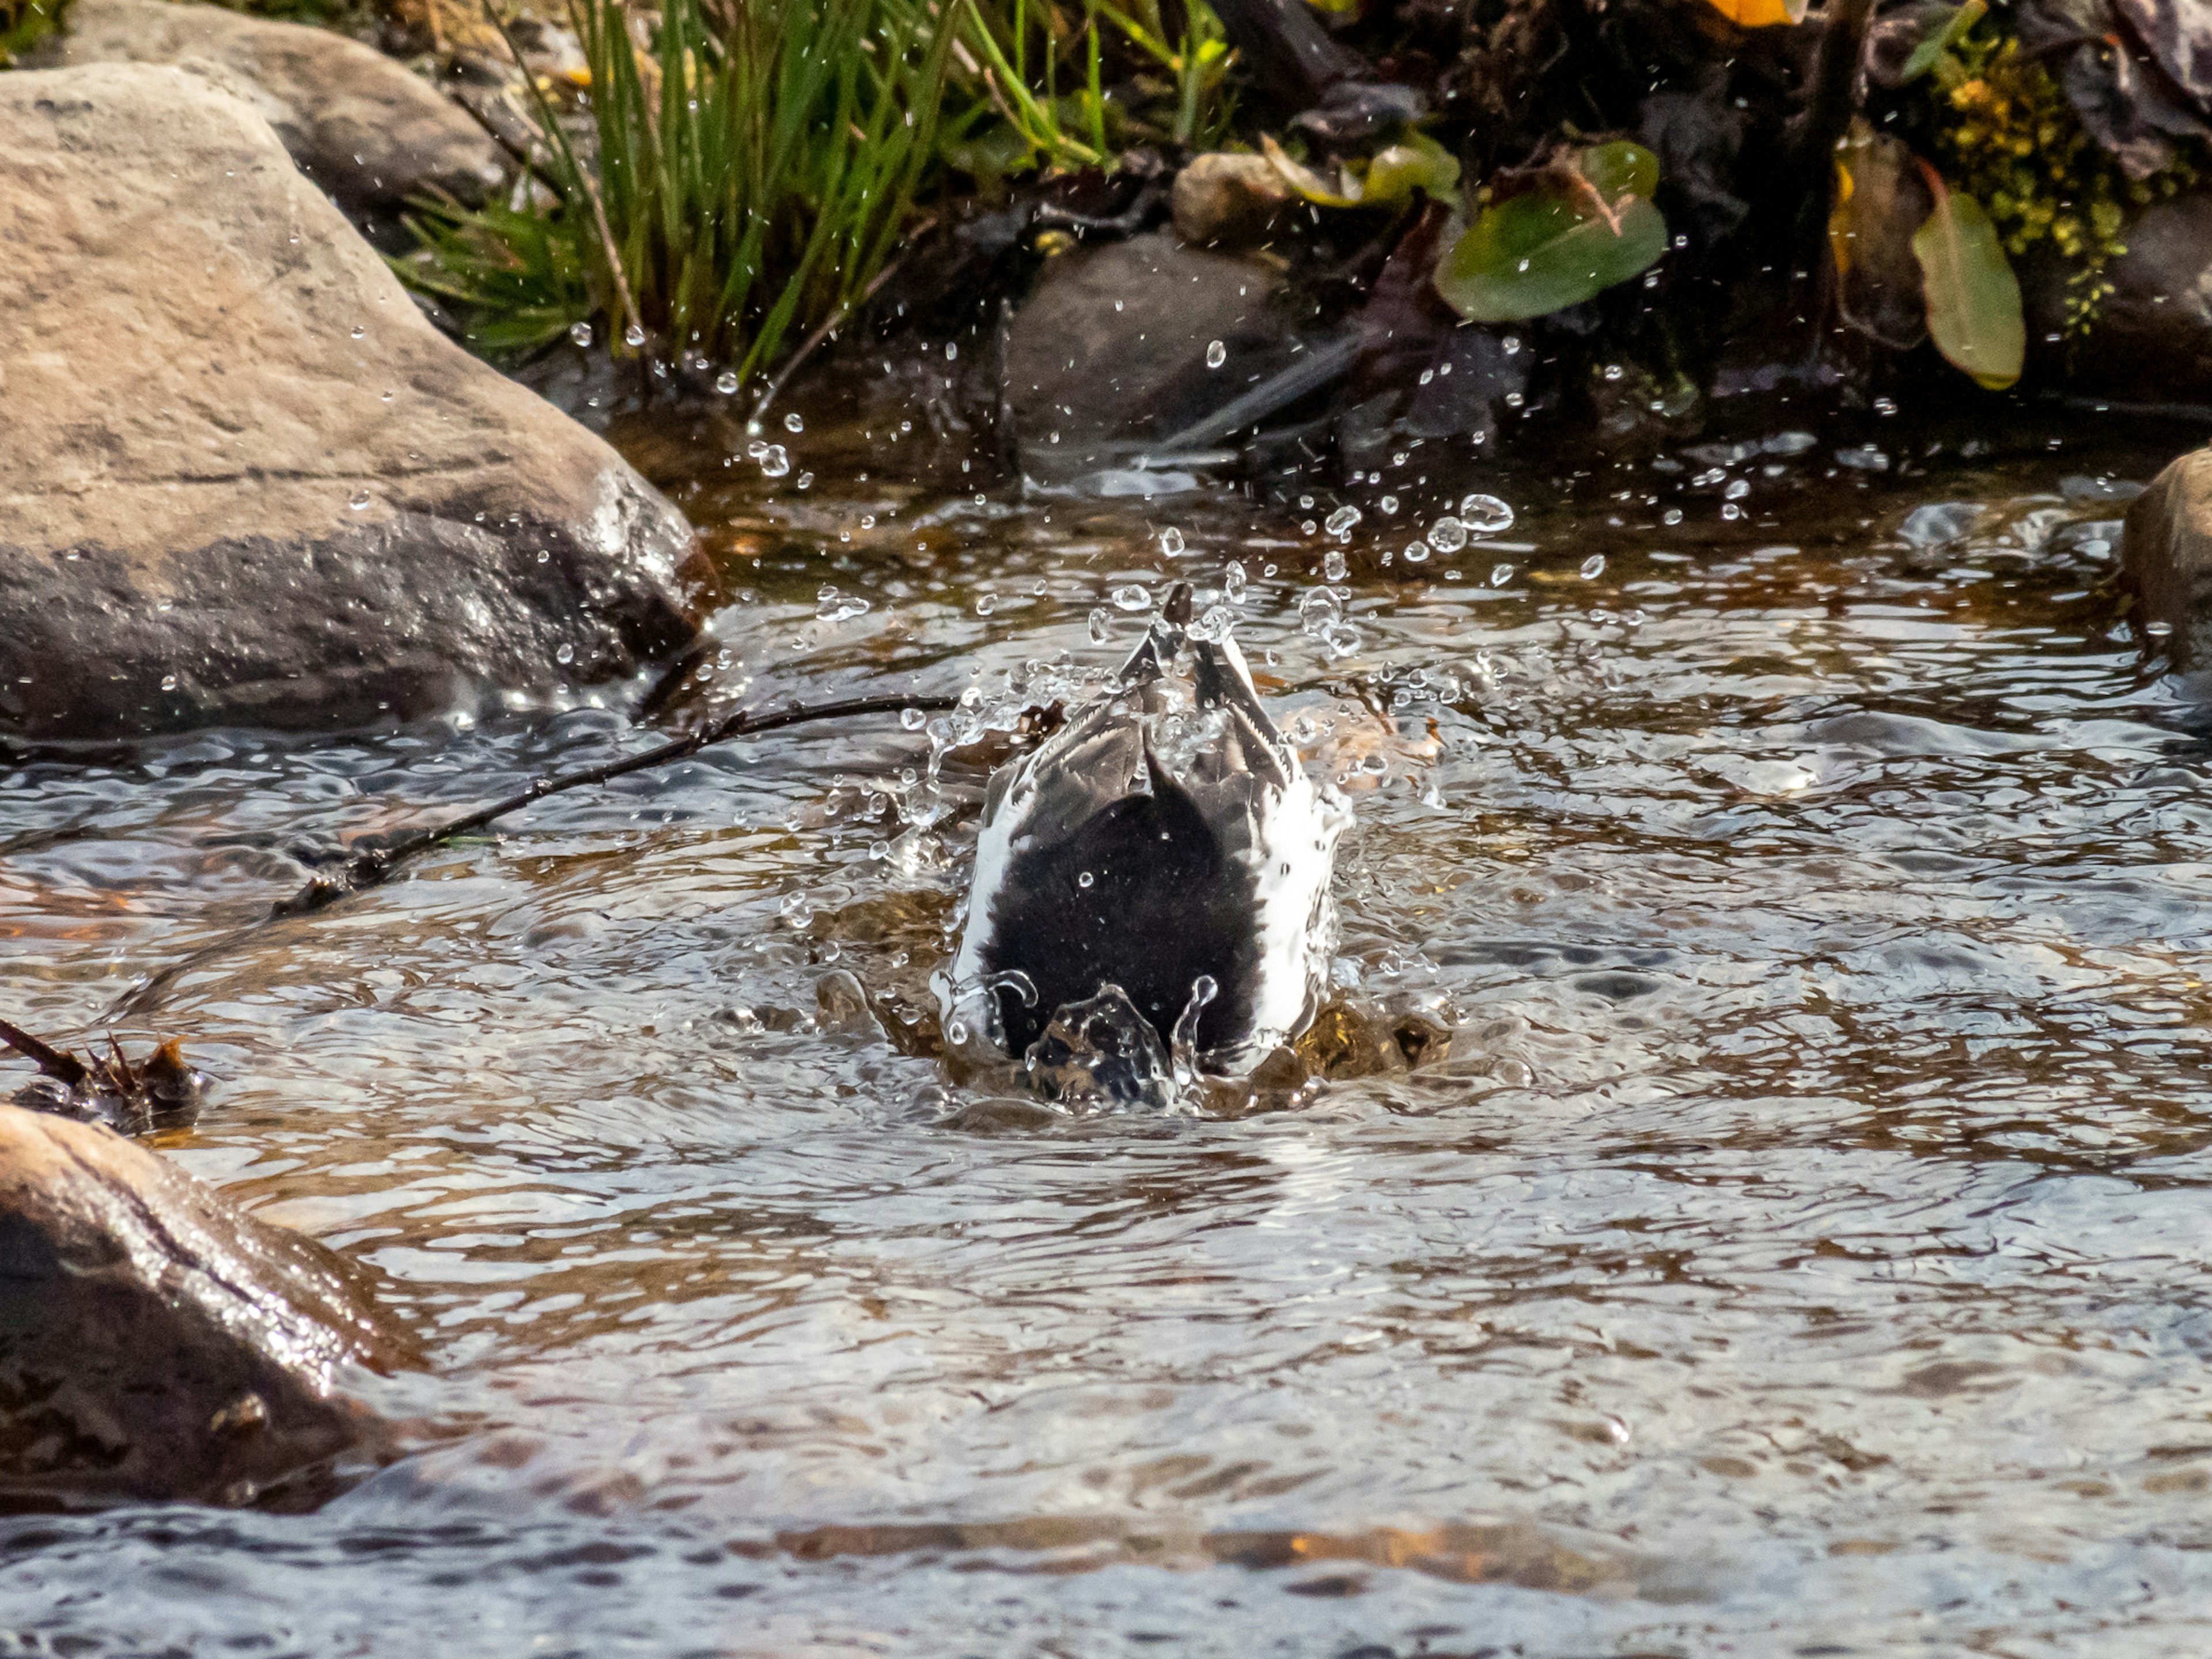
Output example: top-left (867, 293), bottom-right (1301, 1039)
top-left (2, 1018), bottom-right (207, 1136)
top-left (0, 1103), bottom-right (419, 1506)
top-left (1170, 151), bottom-right (1292, 252)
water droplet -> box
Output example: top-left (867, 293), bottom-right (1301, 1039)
top-left (1490, 562), bottom-right (1513, 586)
top-left (797, 472), bottom-right (813, 489)
top-left (350, 325), bottom-right (365, 340)
top-left (715, 370), bottom-right (740, 395)
top-left (1721, 502), bottom-right (1744, 521)
top-left (1111, 584), bottom-right (1151, 611)
top-left (759, 445), bottom-right (791, 478)
top-left (570, 320), bottom-right (594, 347)
top-left (1160, 527), bottom-right (1185, 557)
top-left (347, 490), bottom-right (370, 510)
top-left (1324, 505), bottom-right (1361, 537)
top-left (1323, 548), bottom-right (1348, 582)
top-left (1724, 478), bottom-right (1750, 501)
top-left (946, 1019), bottom-right (969, 1046)
top-left (784, 412), bottom-right (804, 433)
top-left (1427, 516), bottom-right (1468, 554)
top-left (1502, 335), bottom-right (1522, 355)
top-left (380, 389), bottom-right (395, 403)
top-left (623, 323), bottom-right (646, 349)
top-left (945, 341), bottom-right (959, 361)
top-left (1459, 494), bottom-right (1514, 533)
top-left (1322, 621), bottom-right (1362, 658)
top-left (1089, 607), bottom-right (1110, 643)
top-left (160, 674), bottom-right (178, 692)
top-left (1662, 507), bottom-right (1684, 525)
top-left (1580, 554), bottom-right (1605, 579)
top-left (1077, 871), bottom-right (1094, 889)
top-left (900, 706), bottom-right (927, 730)
top-left (1379, 494), bottom-right (1400, 516)
top-left (1403, 540), bottom-right (1430, 564)
top-left (1205, 339), bottom-right (1226, 369)
top-left (1224, 561), bottom-right (1248, 603)
top-left (555, 642), bottom-right (575, 665)
top-left (975, 593), bottom-right (996, 615)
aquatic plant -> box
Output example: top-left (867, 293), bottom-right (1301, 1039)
top-left (399, 0), bottom-right (958, 378)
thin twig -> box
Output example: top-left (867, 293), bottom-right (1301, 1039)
top-left (103, 691), bottom-right (961, 1024)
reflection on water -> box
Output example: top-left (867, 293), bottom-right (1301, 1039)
top-left (7, 406), bottom-right (2212, 1654)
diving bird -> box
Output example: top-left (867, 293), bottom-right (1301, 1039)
top-left (942, 583), bottom-right (1346, 1094)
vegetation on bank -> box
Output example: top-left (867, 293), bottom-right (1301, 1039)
top-left (378, 0), bottom-right (2212, 407)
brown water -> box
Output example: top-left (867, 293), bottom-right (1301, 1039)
top-left (7, 403), bottom-right (2212, 1656)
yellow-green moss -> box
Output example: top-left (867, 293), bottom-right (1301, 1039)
top-left (1931, 25), bottom-right (2203, 335)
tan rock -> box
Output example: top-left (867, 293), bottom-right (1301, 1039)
top-left (0, 65), bottom-right (696, 740)
top-left (2123, 447), bottom-right (2212, 669)
top-left (1171, 151), bottom-right (1293, 252)
top-left (0, 1104), bottom-right (419, 1507)
top-left (27, 0), bottom-right (506, 217)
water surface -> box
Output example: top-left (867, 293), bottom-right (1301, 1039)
top-left (6, 404), bottom-right (2212, 1656)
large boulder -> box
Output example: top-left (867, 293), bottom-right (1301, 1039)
top-left (2123, 446), bottom-right (2212, 669)
top-left (0, 65), bottom-right (697, 742)
top-left (0, 1104), bottom-right (418, 1508)
top-left (26, 0), bottom-right (506, 226)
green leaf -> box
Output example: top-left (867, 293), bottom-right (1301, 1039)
top-left (1360, 132), bottom-right (1462, 209)
top-left (1912, 179), bottom-right (2023, 389)
top-left (1433, 142), bottom-right (1668, 324)
top-left (1898, 0), bottom-right (1985, 85)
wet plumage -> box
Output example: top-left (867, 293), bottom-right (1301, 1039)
top-left (944, 586), bottom-right (1345, 1090)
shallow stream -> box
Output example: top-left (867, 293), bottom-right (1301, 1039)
top-left (7, 402), bottom-right (2212, 1655)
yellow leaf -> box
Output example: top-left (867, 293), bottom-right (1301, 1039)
top-left (1701, 0), bottom-right (1808, 26)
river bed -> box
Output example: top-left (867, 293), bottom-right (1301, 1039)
top-left (5, 403), bottom-right (2212, 1656)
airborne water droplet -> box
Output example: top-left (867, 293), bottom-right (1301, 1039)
top-left (570, 320), bottom-right (594, 347)
top-left (1323, 548), bottom-right (1347, 582)
top-left (1459, 494), bottom-right (1515, 534)
top-left (1324, 505), bottom-right (1361, 537)
top-left (1205, 339), bottom-right (1226, 369)
top-left (1160, 527), bottom-right (1185, 557)
top-left (1111, 584), bottom-right (1151, 611)
top-left (900, 706), bottom-right (927, 730)
top-left (715, 370), bottom-right (740, 395)
top-left (348, 490), bottom-right (370, 510)
top-left (1426, 515), bottom-right (1468, 554)
top-left (1580, 554), bottom-right (1606, 579)
top-left (1089, 607), bottom-right (1111, 642)
top-left (623, 323), bottom-right (647, 348)
top-left (785, 412), bottom-right (804, 433)
top-left (1490, 562), bottom-right (1513, 586)
top-left (1224, 560), bottom-right (1248, 603)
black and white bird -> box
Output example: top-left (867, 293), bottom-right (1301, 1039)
top-left (941, 584), bottom-right (1346, 1096)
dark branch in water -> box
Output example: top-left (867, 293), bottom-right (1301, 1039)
top-left (104, 692), bottom-right (963, 1022)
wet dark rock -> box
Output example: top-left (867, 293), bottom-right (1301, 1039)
top-left (2122, 446), bottom-right (2212, 669)
top-left (1, 1020), bottom-right (207, 1137)
top-left (2025, 195), bottom-right (2212, 403)
top-left (26, 0), bottom-right (507, 228)
top-left (0, 66), bottom-right (698, 743)
top-left (1171, 152), bottom-right (1293, 252)
top-left (1001, 233), bottom-right (1307, 479)
top-left (0, 1104), bottom-right (419, 1508)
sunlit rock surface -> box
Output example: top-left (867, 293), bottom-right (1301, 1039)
top-left (0, 1105), bottom-right (418, 1509)
top-left (25, 0), bottom-right (505, 229)
top-left (0, 65), bottom-right (697, 742)
top-left (2123, 444), bottom-right (2212, 668)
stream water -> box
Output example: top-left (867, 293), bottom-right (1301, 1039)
top-left (6, 400), bottom-right (2212, 1656)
